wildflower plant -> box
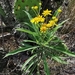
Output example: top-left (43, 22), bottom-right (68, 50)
top-left (4, 2), bottom-right (75, 75)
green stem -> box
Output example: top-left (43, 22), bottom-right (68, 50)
top-left (37, 63), bottom-right (40, 75)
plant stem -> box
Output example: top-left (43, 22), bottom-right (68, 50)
top-left (37, 63), bottom-right (40, 75)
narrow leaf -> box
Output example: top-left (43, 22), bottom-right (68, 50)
top-left (53, 6), bottom-right (62, 17)
top-left (58, 19), bottom-right (69, 26)
top-left (24, 57), bottom-right (37, 73)
top-left (23, 10), bottom-right (32, 20)
top-left (28, 63), bottom-right (37, 75)
top-left (22, 54), bottom-right (37, 70)
top-left (61, 51), bottom-right (75, 57)
top-left (4, 46), bottom-right (39, 58)
top-left (42, 52), bottom-right (50, 75)
top-left (16, 28), bottom-right (37, 36)
top-left (46, 19), bottom-right (69, 44)
top-left (43, 44), bottom-right (75, 57)
top-left (45, 25), bottom-right (62, 44)
top-left (23, 40), bottom-right (37, 44)
top-left (49, 45), bottom-right (75, 57)
top-left (23, 22), bottom-right (34, 29)
top-left (52, 56), bottom-right (67, 64)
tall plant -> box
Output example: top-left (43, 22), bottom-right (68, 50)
top-left (4, 2), bottom-right (75, 75)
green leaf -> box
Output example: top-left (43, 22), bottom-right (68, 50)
top-left (16, 28), bottom-right (38, 41)
top-left (24, 58), bottom-right (37, 71)
top-left (23, 10), bottom-right (32, 20)
top-left (22, 54), bottom-right (37, 70)
top-left (4, 46), bottom-right (39, 58)
top-left (58, 19), bottom-right (69, 26)
top-left (53, 6), bottom-right (62, 17)
top-left (23, 22), bottom-right (34, 29)
top-left (23, 22), bottom-right (38, 34)
top-left (49, 44), bottom-right (75, 57)
top-left (44, 49), bottom-right (67, 64)
top-left (28, 63), bottom-right (37, 75)
top-left (52, 56), bottom-right (67, 64)
top-left (45, 22), bottom-right (63, 44)
top-left (42, 52), bottom-right (50, 75)
top-left (24, 60), bottom-right (35, 71)
top-left (21, 43), bottom-right (32, 47)
top-left (53, 44), bottom-right (75, 57)
top-left (51, 36), bottom-right (64, 43)
top-left (24, 57), bottom-right (38, 72)
top-left (23, 11), bottom-right (41, 42)
top-left (16, 28), bottom-right (37, 36)
top-left (28, 56), bottom-right (41, 75)
top-left (61, 51), bottom-right (75, 57)
top-left (23, 10), bottom-right (40, 37)
top-left (23, 40), bottom-right (37, 44)
top-left (43, 42), bottom-right (75, 57)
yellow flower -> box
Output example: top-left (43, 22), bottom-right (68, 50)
top-left (49, 20), bottom-right (55, 25)
top-left (42, 23), bottom-right (47, 27)
top-left (36, 15), bottom-right (45, 23)
top-left (31, 6), bottom-right (38, 10)
top-left (52, 16), bottom-right (57, 20)
top-left (46, 20), bottom-right (56, 28)
top-left (46, 23), bottom-right (53, 28)
top-left (58, 9), bottom-right (62, 13)
top-left (54, 18), bottom-right (58, 22)
top-left (40, 26), bottom-right (47, 33)
top-left (30, 17), bottom-right (39, 24)
top-left (42, 9), bottom-right (52, 17)
top-left (30, 15), bottom-right (45, 24)
top-left (40, 17), bottom-right (45, 23)
top-left (52, 16), bottom-right (58, 22)
top-left (34, 6), bottom-right (38, 9)
top-left (30, 18), bottom-right (35, 23)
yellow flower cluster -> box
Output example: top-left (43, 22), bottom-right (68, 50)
top-left (31, 4), bottom-right (62, 33)
top-left (31, 15), bottom-right (45, 24)
top-left (40, 16), bottom-right (58, 33)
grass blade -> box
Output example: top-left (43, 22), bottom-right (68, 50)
top-left (16, 28), bottom-right (37, 36)
top-left (22, 54), bottom-right (37, 70)
top-left (52, 56), bottom-right (67, 64)
top-left (4, 46), bottom-right (39, 58)
top-left (42, 52), bottom-right (50, 75)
